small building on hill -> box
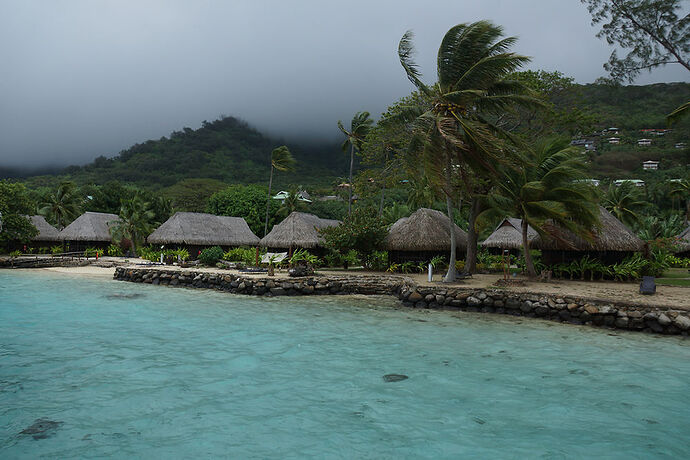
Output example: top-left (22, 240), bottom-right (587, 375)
top-left (147, 212), bottom-right (259, 255)
top-left (59, 212), bottom-right (120, 252)
top-left (260, 212), bottom-right (339, 253)
top-left (480, 218), bottom-right (538, 256)
top-left (536, 207), bottom-right (645, 265)
top-left (385, 208), bottom-right (468, 263)
top-left (638, 138), bottom-right (652, 146)
top-left (642, 160), bottom-right (659, 170)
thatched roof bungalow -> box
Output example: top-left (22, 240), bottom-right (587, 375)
top-left (59, 212), bottom-right (120, 251)
top-left (147, 212), bottom-right (259, 251)
top-left (385, 208), bottom-right (468, 262)
top-left (6, 215), bottom-right (61, 251)
top-left (260, 212), bottom-right (339, 251)
top-left (480, 218), bottom-right (537, 252)
top-left (536, 206), bottom-right (645, 264)
top-left (28, 215), bottom-right (61, 244)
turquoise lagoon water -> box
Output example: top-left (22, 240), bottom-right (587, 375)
top-left (1, 270), bottom-right (689, 459)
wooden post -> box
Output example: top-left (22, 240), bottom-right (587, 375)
top-left (255, 246), bottom-right (259, 266)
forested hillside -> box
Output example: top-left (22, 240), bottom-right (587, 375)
top-left (11, 81), bottom-right (690, 192)
top-left (24, 117), bottom-right (347, 189)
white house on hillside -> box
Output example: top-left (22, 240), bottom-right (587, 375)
top-left (642, 160), bottom-right (659, 170)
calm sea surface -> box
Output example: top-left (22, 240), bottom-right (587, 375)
top-left (1, 270), bottom-right (689, 458)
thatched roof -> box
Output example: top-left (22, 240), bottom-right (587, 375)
top-left (480, 218), bottom-right (537, 249)
top-left (59, 212), bottom-right (120, 242)
top-left (27, 215), bottom-right (61, 242)
top-left (536, 206), bottom-right (644, 252)
top-left (147, 212), bottom-right (259, 246)
top-left (385, 208), bottom-right (468, 252)
top-left (260, 212), bottom-right (340, 249)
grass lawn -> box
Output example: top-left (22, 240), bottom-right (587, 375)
top-left (656, 268), bottom-right (690, 287)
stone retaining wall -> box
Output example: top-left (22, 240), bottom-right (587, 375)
top-left (114, 267), bottom-right (690, 336)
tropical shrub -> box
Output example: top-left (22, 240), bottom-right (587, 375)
top-left (199, 246), bottom-right (224, 266)
top-left (84, 247), bottom-right (101, 258)
top-left (9, 250), bottom-right (21, 258)
top-left (320, 208), bottom-right (387, 262)
top-left (51, 245), bottom-right (63, 255)
top-left (223, 247), bottom-right (260, 265)
top-left (172, 248), bottom-right (190, 261)
top-left (363, 250), bottom-right (388, 271)
top-left (107, 244), bottom-right (123, 257)
top-left (290, 249), bottom-right (319, 266)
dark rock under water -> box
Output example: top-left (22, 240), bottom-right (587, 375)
top-left (20, 418), bottom-right (63, 440)
top-left (105, 293), bottom-right (145, 300)
top-left (383, 374), bottom-right (408, 382)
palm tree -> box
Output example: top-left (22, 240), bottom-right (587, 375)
top-left (110, 196), bottom-right (154, 255)
top-left (602, 181), bottom-right (647, 227)
top-left (667, 101), bottom-right (689, 126)
top-left (277, 189), bottom-right (307, 219)
top-left (264, 146), bottom-right (296, 237)
top-left (39, 181), bottom-right (82, 229)
top-left (670, 179), bottom-right (690, 222)
top-left (397, 21), bottom-right (543, 281)
top-left (338, 112), bottom-right (373, 216)
top-left (485, 138), bottom-right (599, 277)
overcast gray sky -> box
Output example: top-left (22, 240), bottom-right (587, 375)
top-left (1, 0), bottom-right (688, 168)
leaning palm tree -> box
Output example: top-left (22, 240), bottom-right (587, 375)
top-left (338, 112), bottom-right (373, 215)
top-left (667, 101), bottom-right (689, 126)
top-left (602, 181), bottom-right (647, 227)
top-left (39, 181), bottom-right (82, 229)
top-left (264, 146), bottom-right (296, 237)
top-left (110, 196), bottom-right (154, 255)
top-left (670, 178), bottom-right (690, 222)
top-left (485, 138), bottom-right (600, 277)
top-left (397, 21), bottom-right (543, 281)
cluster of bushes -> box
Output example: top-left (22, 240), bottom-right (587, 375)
top-left (139, 246), bottom-right (190, 262)
top-left (548, 252), bottom-right (670, 281)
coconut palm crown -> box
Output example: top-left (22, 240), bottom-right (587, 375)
top-left (397, 20), bottom-right (544, 281)
top-left (485, 137), bottom-right (600, 277)
top-left (338, 111), bottom-right (373, 215)
top-left (264, 146), bottom-right (296, 237)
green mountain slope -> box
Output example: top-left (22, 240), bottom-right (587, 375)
top-left (48, 117), bottom-right (347, 189)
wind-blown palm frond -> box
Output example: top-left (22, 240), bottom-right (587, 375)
top-left (484, 137), bottom-right (599, 276)
top-left (398, 31), bottom-right (432, 96)
top-left (667, 101), bottom-right (689, 126)
top-left (271, 146), bottom-right (296, 172)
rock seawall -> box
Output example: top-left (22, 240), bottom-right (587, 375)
top-left (114, 267), bottom-right (690, 336)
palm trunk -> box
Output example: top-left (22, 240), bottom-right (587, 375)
top-left (264, 166), bottom-right (274, 237)
top-left (348, 144), bottom-right (355, 216)
top-left (522, 219), bottom-right (537, 278)
top-left (443, 155), bottom-right (457, 283)
top-left (378, 183), bottom-right (386, 217)
top-left (465, 197), bottom-right (480, 274)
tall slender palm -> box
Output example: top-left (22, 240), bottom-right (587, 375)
top-left (397, 21), bottom-right (543, 281)
top-left (264, 146), bottom-right (296, 236)
top-left (485, 138), bottom-right (599, 277)
top-left (338, 112), bottom-right (373, 216)
top-left (110, 196), bottom-right (155, 254)
top-left (39, 181), bottom-right (82, 229)
top-left (602, 181), bottom-right (647, 227)
top-left (670, 179), bottom-right (690, 222)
